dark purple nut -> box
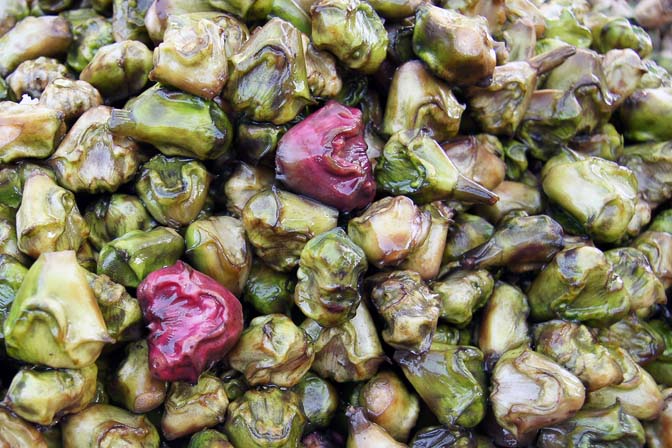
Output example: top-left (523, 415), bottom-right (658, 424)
top-left (137, 261), bottom-right (244, 383)
top-left (276, 100), bottom-right (376, 211)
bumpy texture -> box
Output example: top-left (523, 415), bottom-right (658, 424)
top-left (137, 261), bottom-right (243, 383)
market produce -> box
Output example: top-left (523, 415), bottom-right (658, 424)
top-left (108, 339), bottom-right (167, 413)
top-left (63, 8), bottom-right (114, 73)
top-left (97, 226), bottom-right (184, 287)
top-left (383, 60), bottom-right (464, 141)
top-left (84, 193), bottom-right (156, 250)
top-left (224, 17), bottom-right (312, 124)
top-left (367, 269), bottom-right (440, 353)
top-left (3, 251), bottom-right (111, 368)
top-left (356, 370), bottom-right (419, 442)
top-left (276, 100), bottom-right (376, 211)
top-left (0, 15), bottom-right (72, 77)
top-left (295, 372), bottom-right (339, 431)
top-left (49, 105), bottom-right (145, 193)
top-left (228, 313), bottom-right (314, 387)
top-left (38, 78), bottom-right (103, 123)
top-left (6, 56), bottom-right (70, 99)
top-left (478, 282), bottom-right (531, 368)
top-left (1, 1), bottom-right (672, 446)
top-left (185, 215), bottom-right (252, 296)
top-left (0, 102), bottom-right (66, 164)
top-left (295, 227), bottom-right (368, 326)
top-left (61, 403), bottom-right (161, 447)
top-left (137, 261), bottom-right (243, 383)
top-left (161, 373), bottom-right (229, 440)
top-left (80, 39), bottom-right (153, 102)
top-left (311, 0), bottom-right (388, 74)
top-left (225, 388), bottom-right (306, 447)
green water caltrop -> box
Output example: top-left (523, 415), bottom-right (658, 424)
top-left (15, 173), bottom-right (89, 258)
top-left (0, 16), bottom-right (72, 77)
top-left (594, 16), bottom-right (653, 57)
top-left (357, 370), bottom-right (420, 442)
top-left (619, 88), bottom-right (672, 142)
top-left (346, 406), bottom-right (407, 448)
top-left (188, 429), bottom-right (234, 448)
top-left (0, 102), bottom-right (66, 164)
top-left (85, 194), bottom-right (155, 250)
top-left (38, 78), bottom-right (103, 123)
top-left (619, 141), bottom-right (672, 207)
top-left (224, 18), bottom-right (312, 125)
top-left (225, 388), bottom-right (306, 448)
top-left (466, 44), bottom-right (577, 136)
top-left (295, 228), bottom-right (367, 327)
top-left (294, 372), bottom-right (339, 431)
top-left (311, 0), bottom-right (388, 75)
top-left (80, 40), bottom-right (153, 102)
top-left (383, 61), bottom-right (464, 142)
top-left (302, 33), bottom-right (343, 99)
top-left (235, 122), bottom-right (287, 167)
top-left (400, 201), bottom-right (453, 280)
top-left (442, 134), bottom-right (507, 192)
top-left (632, 230), bottom-right (672, 289)
top-left (533, 320), bottom-right (624, 391)
top-left (348, 195), bottom-right (431, 269)
top-left (150, 13), bottom-right (231, 100)
top-left (303, 302), bottom-right (385, 383)
top-left (242, 187), bottom-right (338, 272)
top-left (473, 180), bottom-right (544, 225)
top-left (110, 85), bottom-right (233, 160)
top-left (185, 216), bottom-right (252, 296)
top-left (243, 259), bottom-right (295, 315)
top-left (108, 339), bottom-right (167, 413)
top-left (367, 270), bottom-right (440, 354)
top-left (395, 344), bottom-right (487, 428)
top-left (6, 56), bottom-right (70, 99)
top-left (461, 214), bottom-right (565, 273)
top-left (597, 315), bottom-right (665, 366)
top-left (645, 320), bottom-right (672, 386)
top-left (86, 271), bottom-right (143, 342)
top-left (585, 347), bottom-right (663, 421)
top-left (3, 364), bottom-right (98, 425)
top-left (0, 0), bottom-right (29, 37)
top-left (63, 8), bottom-right (114, 73)
top-left (229, 314), bottom-right (314, 387)
top-left (490, 347), bottom-right (586, 444)
top-left (537, 403), bottom-right (646, 448)
top-left (208, 0), bottom-right (272, 21)
top-left (223, 163), bottom-right (274, 217)
top-left (478, 282), bottom-right (531, 369)
top-left (0, 1), bottom-right (670, 445)
top-left (112, 0), bottom-right (152, 43)
top-left (61, 404), bottom-right (161, 447)
top-left (3, 251), bottom-right (111, 368)
top-left (0, 407), bottom-right (48, 448)
top-left (375, 129), bottom-right (498, 205)
top-left (135, 155), bottom-right (212, 228)
top-left (432, 269), bottom-right (493, 328)
top-left (97, 226), bottom-right (184, 288)
top-left (528, 246), bottom-right (631, 327)
top-left (413, 5), bottom-right (496, 86)
top-left (161, 373), bottom-right (229, 440)
top-left (50, 106), bottom-right (144, 194)
top-left (542, 151), bottom-right (639, 243)
top-left (443, 213), bottom-right (494, 265)
top-left (0, 254), bottom-right (26, 347)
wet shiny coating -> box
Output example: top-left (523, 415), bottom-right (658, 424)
top-left (137, 261), bottom-right (243, 383)
top-left (276, 100), bottom-right (376, 212)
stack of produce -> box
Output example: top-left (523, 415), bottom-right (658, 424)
top-left (1, 0), bottom-right (672, 446)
